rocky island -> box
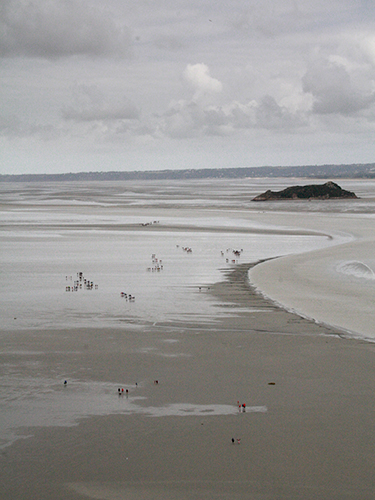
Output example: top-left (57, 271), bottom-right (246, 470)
top-left (252, 181), bottom-right (358, 201)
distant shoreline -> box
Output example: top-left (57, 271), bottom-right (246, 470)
top-left (1, 162), bottom-right (375, 182)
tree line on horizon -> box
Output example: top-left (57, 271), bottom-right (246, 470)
top-left (1, 163), bottom-right (375, 182)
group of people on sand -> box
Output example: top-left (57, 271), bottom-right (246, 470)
top-left (237, 401), bottom-right (247, 413)
top-left (232, 399), bottom-right (246, 445)
top-left (147, 254), bottom-right (164, 272)
top-left (117, 381), bottom-right (142, 395)
top-left (140, 220), bottom-right (160, 226)
top-left (221, 248), bottom-right (243, 264)
top-left (176, 244), bottom-right (193, 253)
top-left (64, 271), bottom-right (136, 299)
top-left (65, 272), bottom-right (98, 292)
top-left (65, 245), bottom-right (243, 296)
top-left (118, 387), bottom-right (129, 395)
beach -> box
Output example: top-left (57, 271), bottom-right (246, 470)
top-left (1, 179), bottom-right (375, 499)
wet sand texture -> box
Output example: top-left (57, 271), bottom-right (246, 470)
top-left (1, 264), bottom-right (375, 500)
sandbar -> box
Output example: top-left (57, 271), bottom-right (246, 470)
top-left (249, 211), bottom-right (375, 341)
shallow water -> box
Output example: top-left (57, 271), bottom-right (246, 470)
top-left (0, 178), bottom-right (344, 331)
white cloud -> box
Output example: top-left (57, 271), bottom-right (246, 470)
top-left (160, 64), bottom-right (306, 140)
top-left (183, 64), bottom-right (223, 99)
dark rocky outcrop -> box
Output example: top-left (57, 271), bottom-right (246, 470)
top-left (252, 181), bottom-right (358, 201)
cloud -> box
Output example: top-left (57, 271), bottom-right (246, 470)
top-left (0, 114), bottom-right (61, 140)
top-left (255, 95), bottom-right (307, 129)
top-left (160, 88), bottom-right (305, 139)
top-left (360, 34), bottom-right (375, 65)
top-left (171, 62), bottom-right (307, 135)
top-left (302, 58), bottom-right (375, 115)
top-left (183, 63), bottom-right (223, 99)
top-left (62, 84), bottom-right (140, 122)
top-left (161, 100), bottom-right (204, 138)
top-left (0, 0), bottom-right (131, 59)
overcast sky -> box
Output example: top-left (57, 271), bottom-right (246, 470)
top-left (1, 0), bottom-right (375, 174)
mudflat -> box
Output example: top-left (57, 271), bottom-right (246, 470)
top-left (1, 263), bottom-right (374, 500)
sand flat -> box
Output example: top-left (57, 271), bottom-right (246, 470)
top-left (249, 212), bottom-right (375, 340)
top-left (1, 264), bottom-right (375, 500)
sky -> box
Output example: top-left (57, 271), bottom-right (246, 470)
top-left (1, 0), bottom-right (375, 175)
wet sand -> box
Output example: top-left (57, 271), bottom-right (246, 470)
top-left (249, 212), bottom-right (375, 341)
top-left (1, 263), bottom-right (375, 500)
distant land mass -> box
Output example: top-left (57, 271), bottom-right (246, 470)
top-left (1, 163), bottom-right (375, 182)
top-left (252, 181), bottom-right (358, 201)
